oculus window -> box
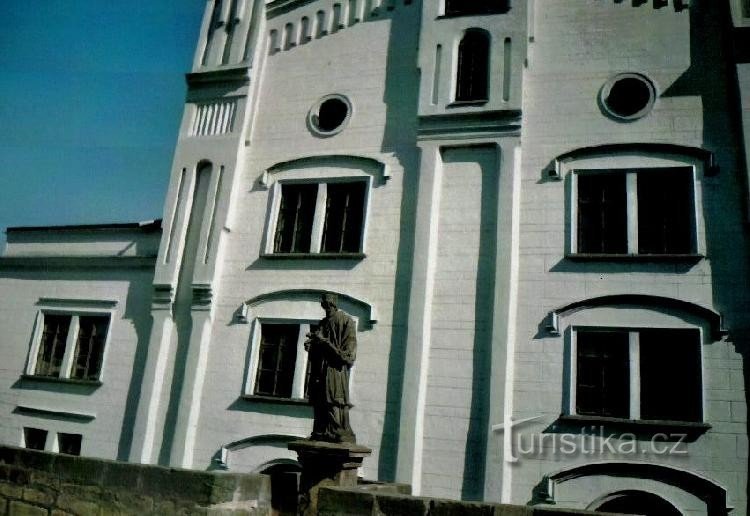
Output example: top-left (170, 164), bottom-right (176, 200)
top-left (600, 73), bottom-right (656, 121)
top-left (574, 328), bottom-right (702, 423)
top-left (271, 180), bottom-right (367, 255)
top-left (308, 95), bottom-right (352, 136)
top-left (29, 313), bottom-right (110, 382)
top-left (573, 167), bottom-right (696, 256)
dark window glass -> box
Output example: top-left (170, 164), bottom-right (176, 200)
top-left (71, 316), bottom-right (109, 381)
top-left (34, 315), bottom-right (71, 377)
top-left (274, 184), bottom-right (318, 253)
top-left (640, 329), bottom-right (702, 422)
top-left (255, 324), bottom-right (300, 398)
top-left (322, 182), bottom-right (366, 253)
top-left (637, 168), bottom-right (693, 254)
top-left (456, 30), bottom-right (490, 102)
top-left (58, 433), bottom-right (82, 456)
top-left (604, 77), bottom-right (653, 118)
top-left (576, 331), bottom-right (630, 418)
top-left (445, 0), bottom-right (510, 16)
top-left (24, 428), bottom-right (47, 451)
top-left (315, 98), bottom-right (349, 133)
top-left (577, 173), bottom-right (628, 254)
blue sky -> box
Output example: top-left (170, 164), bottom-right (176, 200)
top-left (0, 1), bottom-right (206, 245)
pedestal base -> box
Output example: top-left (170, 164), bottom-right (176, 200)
top-left (288, 439), bottom-right (371, 515)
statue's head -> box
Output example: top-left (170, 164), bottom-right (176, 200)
top-left (320, 293), bottom-right (338, 316)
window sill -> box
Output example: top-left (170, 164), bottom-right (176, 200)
top-left (565, 253), bottom-right (704, 262)
top-left (20, 374), bottom-right (102, 387)
top-left (260, 253), bottom-right (366, 260)
top-left (241, 394), bottom-right (311, 406)
top-left (557, 414), bottom-right (711, 437)
top-left (446, 100), bottom-right (489, 108)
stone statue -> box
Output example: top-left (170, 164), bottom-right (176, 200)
top-left (305, 293), bottom-right (357, 443)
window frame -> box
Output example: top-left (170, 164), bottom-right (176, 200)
top-left (244, 317), bottom-right (318, 402)
top-left (567, 161), bottom-right (704, 259)
top-left (567, 325), bottom-right (705, 424)
top-left (263, 175), bottom-right (372, 258)
top-left (452, 28), bottom-right (491, 104)
top-left (25, 305), bottom-right (114, 384)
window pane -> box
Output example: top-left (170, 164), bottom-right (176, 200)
top-left (23, 427), bottom-right (47, 451)
top-left (576, 331), bottom-right (630, 418)
top-left (58, 433), bottom-right (82, 456)
top-left (274, 184), bottom-right (318, 253)
top-left (446, 0), bottom-right (510, 16)
top-left (35, 315), bottom-right (71, 377)
top-left (456, 30), bottom-right (490, 102)
top-left (254, 324), bottom-right (300, 398)
top-left (637, 168), bottom-right (693, 254)
top-left (577, 173), bottom-right (628, 254)
top-left (321, 182), bottom-right (366, 253)
top-left (640, 328), bottom-right (702, 422)
top-left (71, 316), bottom-right (109, 381)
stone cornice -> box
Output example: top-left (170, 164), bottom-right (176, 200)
top-left (0, 256), bottom-right (157, 270)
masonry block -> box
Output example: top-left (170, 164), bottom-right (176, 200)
top-left (373, 492), bottom-right (429, 515)
top-left (7, 501), bottom-right (46, 516)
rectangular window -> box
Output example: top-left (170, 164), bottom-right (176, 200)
top-left (23, 427), bottom-right (48, 451)
top-left (576, 331), bottom-right (630, 418)
top-left (30, 313), bottom-right (110, 382)
top-left (574, 167), bottom-right (695, 256)
top-left (254, 324), bottom-right (301, 398)
top-left (574, 328), bottom-right (702, 422)
top-left (57, 433), bottom-right (82, 456)
top-left (445, 0), bottom-right (510, 16)
top-left (273, 184), bottom-right (318, 253)
top-left (271, 180), bottom-right (367, 255)
top-left (577, 173), bottom-right (627, 254)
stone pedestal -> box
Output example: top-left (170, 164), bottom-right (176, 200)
top-left (288, 439), bottom-right (372, 515)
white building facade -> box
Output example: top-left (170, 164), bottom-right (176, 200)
top-left (2, 1), bottom-right (750, 514)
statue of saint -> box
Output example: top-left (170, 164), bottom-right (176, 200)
top-left (305, 293), bottom-right (357, 443)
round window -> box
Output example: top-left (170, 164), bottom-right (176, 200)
top-left (308, 94), bottom-right (352, 136)
top-left (599, 73), bottom-right (656, 121)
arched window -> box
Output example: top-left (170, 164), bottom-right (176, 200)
top-left (455, 29), bottom-right (490, 102)
top-left (445, 0), bottom-right (509, 17)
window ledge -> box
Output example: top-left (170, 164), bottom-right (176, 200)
top-left (558, 414), bottom-right (711, 437)
top-left (241, 394), bottom-right (311, 406)
top-left (20, 374), bottom-right (102, 387)
top-left (260, 253), bottom-right (366, 260)
top-left (447, 100), bottom-right (489, 108)
top-left (565, 253), bottom-right (704, 262)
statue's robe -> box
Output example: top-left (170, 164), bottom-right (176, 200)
top-left (308, 309), bottom-right (357, 443)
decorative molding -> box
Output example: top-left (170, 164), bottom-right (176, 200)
top-left (545, 294), bottom-right (726, 339)
top-left (535, 461), bottom-right (729, 513)
top-left (37, 297), bottom-right (117, 308)
top-left (152, 284), bottom-right (175, 309)
top-left (191, 99), bottom-right (238, 136)
top-left (417, 111), bottom-right (522, 141)
top-left (546, 143), bottom-right (718, 181)
top-left (0, 256), bottom-right (156, 270)
top-left (259, 155), bottom-right (390, 189)
top-left (243, 288), bottom-right (377, 327)
top-left (186, 66), bottom-right (251, 86)
top-left (14, 405), bottom-right (95, 422)
top-left (192, 283), bottom-right (214, 309)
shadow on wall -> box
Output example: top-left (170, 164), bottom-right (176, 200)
top-left (376, 0), bottom-right (422, 485)
top-left (660, 0), bottom-right (750, 508)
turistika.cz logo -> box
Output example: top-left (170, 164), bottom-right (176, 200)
top-left (492, 415), bottom-right (689, 463)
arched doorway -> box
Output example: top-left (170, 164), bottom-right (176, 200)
top-left (592, 490), bottom-right (682, 515)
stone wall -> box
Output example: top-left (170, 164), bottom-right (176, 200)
top-left (0, 446), bottom-right (271, 515)
top-left (316, 486), bottom-right (613, 515)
